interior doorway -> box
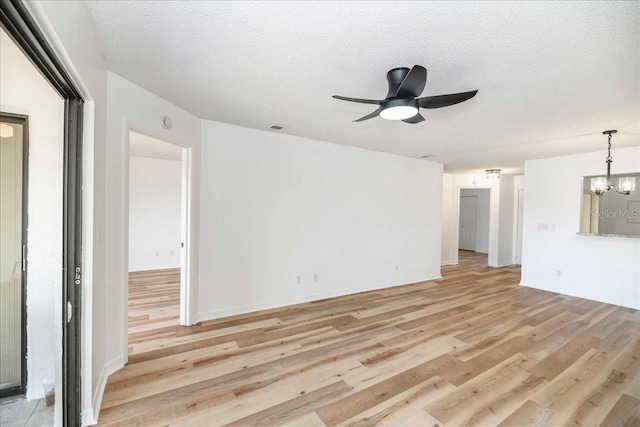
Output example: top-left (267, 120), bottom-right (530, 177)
top-left (458, 189), bottom-right (491, 258)
top-left (127, 131), bottom-right (188, 348)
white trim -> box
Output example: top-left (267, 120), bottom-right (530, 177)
top-left (496, 261), bottom-right (514, 267)
top-left (179, 147), bottom-right (195, 325)
top-left (84, 356), bottom-right (123, 426)
top-left (519, 281), bottom-right (639, 310)
top-left (198, 274), bottom-right (442, 323)
top-left (441, 259), bottom-right (457, 266)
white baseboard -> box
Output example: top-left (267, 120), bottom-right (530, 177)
top-left (441, 259), bottom-right (457, 266)
top-left (496, 261), bottom-right (514, 267)
top-left (81, 409), bottom-right (96, 426)
top-left (519, 281), bottom-right (640, 310)
top-left (84, 356), bottom-right (124, 426)
top-left (198, 274), bottom-right (442, 323)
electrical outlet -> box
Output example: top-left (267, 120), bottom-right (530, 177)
top-left (170, 249), bottom-right (175, 255)
top-left (296, 276), bottom-right (301, 284)
top-left (395, 264), bottom-right (399, 271)
top-left (155, 251), bottom-right (160, 256)
top-left (313, 273), bottom-right (318, 282)
top-left (556, 270), bottom-right (562, 277)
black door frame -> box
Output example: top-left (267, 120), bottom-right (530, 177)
top-left (0, 113), bottom-right (29, 399)
top-left (0, 1), bottom-right (84, 425)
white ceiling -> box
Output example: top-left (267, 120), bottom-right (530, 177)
top-left (129, 131), bottom-right (182, 161)
top-left (85, 1), bottom-right (639, 174)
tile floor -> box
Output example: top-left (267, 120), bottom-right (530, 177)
top-left (0, 395), bottom-right (54, 427)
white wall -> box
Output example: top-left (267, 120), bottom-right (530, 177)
top-left (498, 175), bottom-right (515, 266)
top-left (128, 156), bottom-right (182, 271)
top-left (513, 175), bottom-right (525, 264)
top-left (521, 146), bottom-right (640, 309)
top-left (460, 189), bottom-right (490, 253)
top-left (106, 71), bottom-right (201, 378)
top-left (441, 174), bottom-right (455, 265)
top-left (0, 29), bottom-right (64, 401)
top-left (199, 120), bottom-right (443, 320)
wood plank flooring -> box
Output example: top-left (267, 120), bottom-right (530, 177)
top-left (98, 253), bottom-right (640, 426)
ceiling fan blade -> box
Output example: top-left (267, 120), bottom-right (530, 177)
top-left (354, 108), bottom-right (382, 122)
top-left (402, 113), bottom-right (425, 124)
top-left (418, 90), bottom-right (478, 109)
top-left (333, 95), bottom-right (383, 105)
top-left (394, 65), bottom-right (427, 98)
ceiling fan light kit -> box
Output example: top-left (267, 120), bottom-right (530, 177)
top-left (378, 99), bottom-right (419, 120)
top-left (333, 65), bottom-right (477, 124)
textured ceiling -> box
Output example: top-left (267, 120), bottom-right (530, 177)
top-left (85, 1), bottom-right (639, 173)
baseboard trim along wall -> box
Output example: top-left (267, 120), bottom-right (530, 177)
top-left (87, 356), bottom-right (124, 426)
top-left (197, 274), bottom-right (443, 324)
top-left (520, 281), bottom-right (639, 311)
top-left (496, 261), bottom-right (514, 268)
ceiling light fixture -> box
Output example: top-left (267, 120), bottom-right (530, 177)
top-left (591, 130), bottom-right (635, 196)
top-left (0, 123), bottom-right (14, 138)
top-left (379, 99), bottom-right (419, 121)
top-left (485, 169), bottom-right (501, 179)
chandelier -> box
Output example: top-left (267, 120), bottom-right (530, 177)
top-left (591, 130), bottom-right (635, 196)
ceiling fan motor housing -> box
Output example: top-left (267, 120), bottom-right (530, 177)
top-left (386, 67), bottom-right (411, 98)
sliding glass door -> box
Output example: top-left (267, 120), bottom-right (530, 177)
top-left (0, 115), bottom-right (27, 397)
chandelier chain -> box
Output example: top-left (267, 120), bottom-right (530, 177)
top-left (606, 133), bottom-right (612, 162)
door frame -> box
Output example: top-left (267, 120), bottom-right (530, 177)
top-left (124, 131), bottom-right (195, 333)
top-left (0, 1), bottom-right (84, 425)
top-left (0, 113), bottom-right (29, 399)
top-left (455, 187), bottom-right (496, 266)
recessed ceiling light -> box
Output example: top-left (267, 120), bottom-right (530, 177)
top-left (270, 125), bottom-right (283, 130)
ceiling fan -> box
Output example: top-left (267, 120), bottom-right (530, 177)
top-left (332, 65), bottom-right (477, 124)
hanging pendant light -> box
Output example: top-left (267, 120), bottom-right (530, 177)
top-left (591, 130), bottom-right (635, 196)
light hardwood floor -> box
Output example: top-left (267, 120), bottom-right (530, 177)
top-left (99, 252), bottom-right (640, 426)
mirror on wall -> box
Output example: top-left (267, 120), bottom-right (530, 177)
top-left (580, 172), bottom-right (640, 236)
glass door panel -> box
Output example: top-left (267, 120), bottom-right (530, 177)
top-left (0, 118), bottom-right (25, 395)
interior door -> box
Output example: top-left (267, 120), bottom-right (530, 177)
top-left (459, 195), bottom-right (477, 251)
top-left (0, 115), bottom-right (27, 397)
